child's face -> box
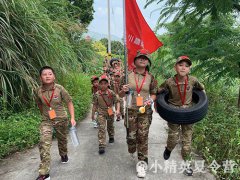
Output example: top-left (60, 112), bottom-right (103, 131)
top-left (114, 75), bottom-right (120, 82)
top-left (40, 69), bottom-right (55, 84)
top-left (99, 80), bottom-right (109, 91)
top-left (103, 66), bottom-right (107, 71)
top-left (134, 56), bottom-right (149, 68)
top-left (174, 61), bottom-right (190, 77)
top-left (114, 63), bottom-right (120, 68)
top-left (92, 80), bottom-right (99, 87)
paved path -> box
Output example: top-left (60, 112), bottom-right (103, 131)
top-left (0, 111), bottom-right (215, 180)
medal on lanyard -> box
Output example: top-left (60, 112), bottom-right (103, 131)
top-left (134, 71), bottom-right (147, 106)
top-left (42, 89), bottom-right (56, 120)
top-left (176, 76), bottom-right (188, 107)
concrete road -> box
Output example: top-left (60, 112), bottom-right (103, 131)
top-left (0, 111), bottom-right (215, 180)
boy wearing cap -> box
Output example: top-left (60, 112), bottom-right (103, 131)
top-left (91, 76), bottom-right (99, 128)
top-left (111, 72), bottom-right (124, 121)
top-left (91, 76), bottom-right (99, 95)
top-left (158, 56), bottom-right (205, 176)
top-left (120, 49), bottom-right (158, 178)
top-left (92, 75), bottom-right (120, 154)
top-left (34, 66), bottom-right (76, 180)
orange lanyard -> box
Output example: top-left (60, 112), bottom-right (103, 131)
top-left (99, 90), bottom-right (112, 107)
top-left (42, 89), bottom-right (55, 108)
top-left (175, 76), bottom-right (188, 106)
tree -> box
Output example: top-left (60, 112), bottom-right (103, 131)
top-left (162, 15), bottom-right (240, 81)
top-left (69, 0), bottom-right (94, 25)
top-left (99, 38), bottom-right (124, 55)
top-left (145, 0), bottom-right (240, 27)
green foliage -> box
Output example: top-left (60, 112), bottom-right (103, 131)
top-left (99, 38), bottom-right (124, 55)
top-left (193, 81), bottom-right (240, 179)
top-left (145, 0), bottom-right (240, 27)
top-left (0, 0), bottom-right (80, 111)
top-left (60, 72), bottom-right (92, 120)
top-left (69, 0), bottom-right (94, 25)
top-left (161, 15), bottom-right (240, 82)
top-left (0, 110), bottom-right (41, 158)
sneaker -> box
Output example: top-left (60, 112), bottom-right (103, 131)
top-left (99, 147), bottom-right (105, 154)
top-left (163, 147), bottom-right (171, 160)
top-left (36, 174), bottom-right (50, 180)
top-left (116, 116), bottom-right (121, 121)
top-left (92, 120), bottom-right (98, 128)
top-left (130, 152), bottom-right (137, 161)
top-left (136, 161), bottom-right (147, 178)
top-left (184, 166), bottom-right (193, 176)
top-left (61, 155), bottom-right (69, 163)
top-left (109, 137), bottom-right (114, 143)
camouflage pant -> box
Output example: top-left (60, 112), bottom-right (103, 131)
top-left (115, 97), bottom-right (124, 116)
top-left (167, 123), bottom-right (193, 160)
top-left (98, 113), bottom-right (114, 147)
top-left (38, 119), bottom-right (68, 175)
top-left (124, 108), bottom-right (153, 163)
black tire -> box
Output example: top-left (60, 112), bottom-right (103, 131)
top-left (156, 89), bottom-right (208, 124)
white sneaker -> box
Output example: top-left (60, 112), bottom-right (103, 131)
top-left (130, 152), bottom-right (137, 161)
top-left (92, 120), bottom-right (98, 128)
top-left (136, 161), bottom-right (147, 178)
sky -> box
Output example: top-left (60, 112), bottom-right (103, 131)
top-left (88, 0), bottom-right (166, 39)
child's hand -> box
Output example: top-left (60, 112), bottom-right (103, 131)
top-left (122, 84), bottom-right (130, 92)
top-left (116, 110), bottom-right (121, 117)
top-left (71, 118), bottom-right (76, 127)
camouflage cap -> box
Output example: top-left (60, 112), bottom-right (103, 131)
top-left (134, 49), bottom-right (151, 66)
top-left (176, 56), bottom-right (192, 66)
top-left (99, 75), bottom-right (109, 83)
top-left (91, 75), bottom-right (99, 82)
top-left (114, 71), bottom-right (121, 77)
top-left (110, 58), bottom-right (120, 67)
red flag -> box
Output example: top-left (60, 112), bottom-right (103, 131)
top-left (125, 0), bottom-right (163, 69)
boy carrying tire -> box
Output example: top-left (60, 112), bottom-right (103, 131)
top-left (158, 56), bottom-right (205, 176)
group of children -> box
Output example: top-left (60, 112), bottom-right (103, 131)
top-left (35, 51), bottom-right (205, 179)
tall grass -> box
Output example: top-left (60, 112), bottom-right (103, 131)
top-left (0, 0), bottom-right (85, 111)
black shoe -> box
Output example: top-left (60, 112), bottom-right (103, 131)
top-left (36, 174), bottom-right (50, 180)
top-left (109, 137), bottom-right (114, 143)
top-left (99, 147), bottom-right (105, 154)
top-left (184, 167), bottom-right (193, 176)
top-left (61, 155), bottom-right (69, 163)
top-left (122, 115), bottom-right (125, 119)
top-left (116, 117), bottom-right (121, 121)
top-left (163, 147), bottom-right (171, 160)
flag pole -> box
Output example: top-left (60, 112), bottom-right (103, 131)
top-left (107, 0), bottom-right (111, 55)
top-left (123, 0), bottom-right (129, 138)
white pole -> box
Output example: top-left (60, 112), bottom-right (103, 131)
top-left (107, 0), bottom-right (111, 54)
top-left (123, 0), bottom-right (129, 134)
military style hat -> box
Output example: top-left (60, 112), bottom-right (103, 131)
top-left (176, 55), bottom-right (192, 66)
top-left (114, 72), bottom-right (121, 77)
top-left (134, 49), bottom-right (151, 66)
top-left (110, 58), bottom-right (120, 67)
top-left (99, 75), bottom-right (109, 83)
top-left (91, 75), bottom-right (99, 82)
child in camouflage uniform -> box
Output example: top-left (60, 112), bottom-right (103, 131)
top-left (110, 71), bottom-right (124, 121)
top-left (120, 49), bottom-right (158, 178)
top-left (91, 76), bottom-right (99, 128)
top-left (92, 75), bottom-right (120, 154)
top-left (158, 56), bottom-right (205, 176)
top-left (91, 75), bottom-right (99, 95)
top-left (34, 66), bottom-right (76, 180)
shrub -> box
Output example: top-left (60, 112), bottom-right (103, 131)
top-left (193, 83), bottom-right (240, 179)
